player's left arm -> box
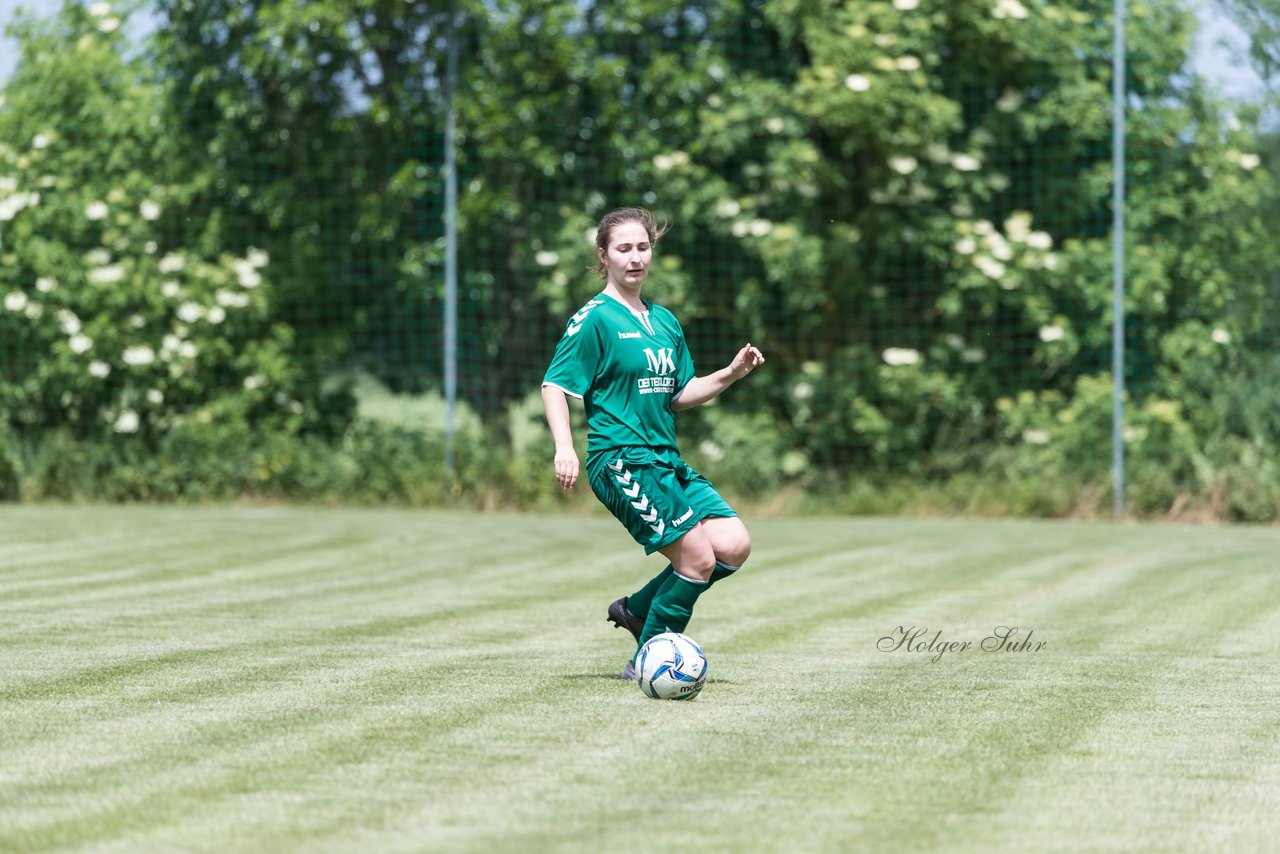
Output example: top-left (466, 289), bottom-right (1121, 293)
top-left (670, 343), bottom-right (765, 411)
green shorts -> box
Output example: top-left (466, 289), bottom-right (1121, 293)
top-left (587, 447), bottom-right (737, 555)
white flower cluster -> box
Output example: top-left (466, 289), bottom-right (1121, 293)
top-left (941, 334), bottom-right (987, 364)
top-left (882, 347), bottom-right (921, 367)
top-left (7, 241), bottom-right (271, 397)
top-left (160, 333), bottom-right (199, 362)
top-left (2, 131), bottom-right (284, 435)
top-left (871, 55), bottom-right (922, 73)
top-left (1038, 324), bottom-right (1065, 342)
top-left (994, 0), bottom-right (1029, 19)
top-left (845, 74), bottom-right (872, 93)
top-left (89, 264), bottom-right (125, 284)
top-left (122, 345), bottom-right (155, 366)
top-left (0, 174), bottom-right (40, 221)
top-left (715, 198), bottom-right (741, 219)
top-left (996, 90), bottom-right (1024, 113)
top-left (1226, 150), bottom-right (1262, 171)
top-left (232, 249), bottom-right (267, 287)
top-left (731, 218), bottom-right (773, 238)
top-left (217, 289), bottom-right (250, 309)
top-left (889, 156), bottom-right (918, 175)
top-left (955, 212), bottom-right (1057, 286)
top-left (652, 151), bottom-right (691, 173)
top-left (88, 2), bottom-right (120, 33)
top-left (1022, 429), bottom-right (1051, 445)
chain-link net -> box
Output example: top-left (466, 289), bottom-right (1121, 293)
top-left (1, 0), bottom-right (1277, 518)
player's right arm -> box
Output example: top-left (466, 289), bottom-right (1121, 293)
top-left (542, 299), bottom-right (605, 491)
top-left (541, 385), bottom-right (579, 490)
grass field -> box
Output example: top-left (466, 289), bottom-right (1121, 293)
top-left (3, 506), bottom-right (1280, 852)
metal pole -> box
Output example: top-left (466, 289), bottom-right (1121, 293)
top-left (443, 11), bottom-right (460, 485)
top-left (1111, 0), bottom-right (1126, 517)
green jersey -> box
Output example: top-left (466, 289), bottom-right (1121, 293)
top-left (542, 292), bottom-right (696, 456)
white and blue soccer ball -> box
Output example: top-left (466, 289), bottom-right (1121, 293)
top-left (636, 632), bottom-right (708, 700)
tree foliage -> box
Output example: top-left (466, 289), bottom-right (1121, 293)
top-left (1219, 0), bottom-right (1280, 82)
top-left (0, 3), bottom-right (303, 448)
top-left (1, 0), bottom-right (1278, 514)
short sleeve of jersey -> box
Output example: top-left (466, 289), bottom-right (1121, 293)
top-left (671, 315), bottom-right (696, 399)
top-left (542, 311), bottom-right (602, 399)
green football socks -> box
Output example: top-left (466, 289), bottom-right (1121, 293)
top-left (710, 560), bottom-right (739, 585)
top-left (624, 563), bottom-right (674, 620)
top-left (627, 560), bottom-right (739, 622)
top-left (635, 571), bottom-right (708, 654)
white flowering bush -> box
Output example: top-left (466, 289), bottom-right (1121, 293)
top-left (995, 375), bottom-right (1213, 513)
top-left (0, 4), bottom-right (300, 451)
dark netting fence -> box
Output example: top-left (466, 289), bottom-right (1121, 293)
top-left (1, 0), bottom-right (1277, 517)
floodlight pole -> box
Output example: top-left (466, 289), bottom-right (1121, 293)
top-left (443, 10), bottom-right (460, 486)
top-left (1111, 0), bottom-right (1127, 518)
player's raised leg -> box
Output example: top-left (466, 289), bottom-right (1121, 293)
top-left (611, 516), bottom-right (750, 650)
top-left (636, 527), bottom-right (715, 636)
top-left (622, 528), bottom-right (717, 679)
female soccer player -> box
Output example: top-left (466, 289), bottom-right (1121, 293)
top-left (541, 207), bottom-right (765, 680)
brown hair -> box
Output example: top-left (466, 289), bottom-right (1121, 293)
top-left (593, 207), bottom-right (670, 279)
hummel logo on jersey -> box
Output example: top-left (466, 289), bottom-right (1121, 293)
top-left (671, 507), bottom-right (694, 528)
top-left (643, 347), bottom-right (676, 376)
top-left (618, 331), bottom-right (642, 339)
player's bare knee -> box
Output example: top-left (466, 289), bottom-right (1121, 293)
top-left (718, 530), bottom-right (751, 568)
top-left (693, 552), bottom-right (719, 581)
top-left (677, 548), bottom-right (717, 582)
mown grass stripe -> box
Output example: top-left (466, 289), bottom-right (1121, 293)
top-left (2, 507), bottom-right (1278, 852)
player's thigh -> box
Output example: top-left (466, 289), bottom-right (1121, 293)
top-left (589, 451), bottom-right (697, 556)
top-left (657, 524), bottom-right (717, 581)
top-left (699, 515), bottom-right (752, 566)
top-left (674, 460), bottom-right (748, 565)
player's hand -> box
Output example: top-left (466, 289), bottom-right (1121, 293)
top-left (728, 343), bottom-right (765, 381)
top-left (553, 447), bottom-right (580, 490)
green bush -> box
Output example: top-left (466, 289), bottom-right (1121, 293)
top-left (0, 423), bottom-right (20, 500)
top-left (0, 4), bottom-right (330, 464)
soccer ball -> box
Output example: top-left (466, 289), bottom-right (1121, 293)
top-left (636, 632), bottom-right (708, 700)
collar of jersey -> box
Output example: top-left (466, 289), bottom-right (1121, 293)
top-left (600, 290), bottom-right (651, 318)
top-left (600, 291), bottom-right (657, 336)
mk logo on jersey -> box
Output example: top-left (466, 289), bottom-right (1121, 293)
top-left (643, 347), bottom-right (676, 376)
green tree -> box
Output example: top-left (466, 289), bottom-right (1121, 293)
top-left (0, 2), bottom-right (302, 448)
top-left (132, 0), bottom-right (1280, 503)
top-left (1219, 0), bottom-right (1280, 82)
top-left (151, 0), bottom-right (451, 406)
